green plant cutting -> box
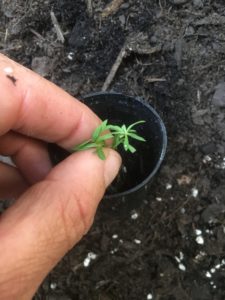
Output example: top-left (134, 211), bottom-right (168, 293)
top-left (72, 120), bottom-right (146, 160)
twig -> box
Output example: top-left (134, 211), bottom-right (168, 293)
top-left (50, 11), bottom-right (65, 43)
top-left (86, 0), bottom-right (93, 16)
top-left (145, 77), bottom-right (166, 83)
top-left (102, 33), bottom-right (161, 91)
top-left (102, 45), bottom-right (127, 91)
top-left (101, 0), bottom-right (124, 18)
top-left (4, 28), bottom-right (8, 43)
top-left (30, 29), bottom-right (45, 41)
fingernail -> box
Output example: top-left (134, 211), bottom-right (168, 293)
top-left (104, 150), bottom-right (122, 187)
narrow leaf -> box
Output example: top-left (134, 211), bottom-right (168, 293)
top-left (92, 123), bottom-right (103, 141)
top-left (96, 148), bottom-right (106, 160)
top-left (74, 142), bottom-right (97, 151)
top-left (127, 120), bottom-right (145, 131)
top-left (72, 140), bottom-right (91, 151)
top-left (128, 132), bottom-right (146, 142)
top-left (121, 124), bottom-right (127, 132)
top-left (108, 125), bottom-right (124, 132)
top-left (127, 144), bottom-right (136, 153)
top-left (98, 133), bottom-right (114, 142)
top-left (123, 135), bottom-right (129, 151)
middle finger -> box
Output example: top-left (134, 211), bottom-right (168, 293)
top-left (0, 131), bottom-right (52, 184)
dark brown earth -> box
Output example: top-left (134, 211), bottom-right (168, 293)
top-left (1, 0), bottom-right (225, 299)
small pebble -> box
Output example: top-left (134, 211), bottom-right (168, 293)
top-left (131, 211), bottom-right (139, 220)
top-left (50, 282), bottom-right (57, 290)
top-left (219, 162), bottom-right (225, 169)
top-left (195, 229), bottom-right (202, 236)
top-left (83, 257), bottom-right (91, 267)
top-left (179, 251), bottom-right (184, 260)
top-left (203, 155), bottom-right (212, 163)
top-left (67, 52), bottom-right (75, 60)
top-left (205, 271), bottom-right (212, 278)
top-left (110, 248), bottom-right (118, 254)
top-left (194, 251), bottom-right (206, 261)
top-left (87, 252), bottom-right (97, 260)
top-left (166, 183), bottom-right (172, 190)
top-left (134, 239), bottom-right (141, 244)
top-left (178, 263), bottom-right (186, 271)
top-left (175, 256), bottom-right (181, 263)
top-left (210, 268), bottom-right (216, 273)
top-left (191, 188), bottom-right (199, 198)
top-left (122, 166), bottom-right (127, 173)
top-left (147, 293), bottom-right (153, 300)
top-left (156, 197), bottom-right (162, 202)
top-left (112, 234), bottom-right (118, 239)
top-left (180, 207), bottom-right (186, 214)
top-left (215, 160), bottom-right (225, 169)
top-left (83, 252), bottom-right (97, 267)
top-left (195, 236), bottom-right (204, 245)
top-left (215, 264), bottom-right (221, 269)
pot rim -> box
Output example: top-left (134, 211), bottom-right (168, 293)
top-left (82, 91), bottom-right (167, 199)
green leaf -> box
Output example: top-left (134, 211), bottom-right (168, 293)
top-left (98, 133), bottom-right (114, 142)
top-left (72, 119), bottom-right (146, 160)
top-left (121, 124), bottom-right (127, 132)
top-left (108, 125), bottom-right (124, 133)
top-left (96, 148), bottom-right (106, 160)
top-left (123, 135), bottom-right (129, 151)
top-left (72, 140), bottom-right (91, 151)
top-left (127, 144), bottom-right (136, 153)
top-left (92, 125), bottom-right (102, 141)
top-left (128, 132), bottom-right (146, 142)
top-left (92, 120), bottom-right (108, 141)
top-left (127, 120), bottom-right (145, 131)
top-left (74, 142), bottom-right (97, 151)
top-left (112, 135), bottom-right (123, 149)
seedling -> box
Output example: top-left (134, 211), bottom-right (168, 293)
top-left (72, 120), bottom-right (146, 160)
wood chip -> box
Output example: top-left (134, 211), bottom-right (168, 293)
top-left (101, 0), bottom-right (124, 18)
top-left (86, 0), bottom-right (93, 16)
top-left (145, 77), bottom-right (166, 83)
top-left (50, 11), bottom-right (65, 43)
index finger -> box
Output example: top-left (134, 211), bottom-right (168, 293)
top-left (0, 54), bottom-right (100, 148)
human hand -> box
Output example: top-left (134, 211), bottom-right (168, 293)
top-left (0, 54), bottom-right (121, 299)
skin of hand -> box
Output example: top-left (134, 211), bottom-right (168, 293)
top-left (0, 54), bottom-right (121, 300)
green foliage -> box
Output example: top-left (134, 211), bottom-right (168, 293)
top-left (72, 120), bottom-right (146, 160)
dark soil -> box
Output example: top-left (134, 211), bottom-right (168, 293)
top-left (1, 0), bottom-right (225, 299)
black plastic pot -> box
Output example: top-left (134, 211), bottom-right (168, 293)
top-left (49, 92), bottom-right (167, 213)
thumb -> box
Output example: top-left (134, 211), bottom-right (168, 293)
top-left (0, 149), bottom-right (121, 300)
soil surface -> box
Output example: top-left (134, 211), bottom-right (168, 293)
top-left (1, 0), bottom-right (225, 299)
